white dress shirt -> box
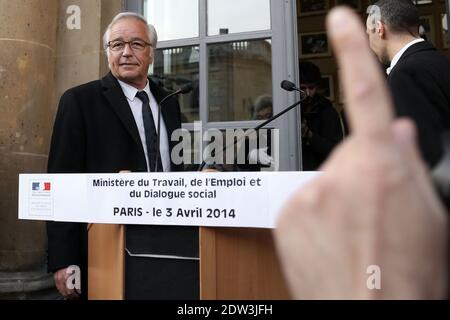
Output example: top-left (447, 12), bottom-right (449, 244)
top-left (118, 79), bottom-right (171, 172)
top-left (386, 38), bottom-right (425, 75)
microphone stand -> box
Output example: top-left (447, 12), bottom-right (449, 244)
top-left (155, 85), bottom-right (192, 172)
top-left (198, 99), bottom-right (303, 171)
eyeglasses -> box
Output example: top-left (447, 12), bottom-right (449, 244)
top-left (107, 40), bottom-right (152, 52)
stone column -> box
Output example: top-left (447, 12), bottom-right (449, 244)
top-left (0, 0), bottom-right (123, 299)
top-left (55, 0), bottom-right (123, 104)
top-left (0, 0), bottom-right (59, 298)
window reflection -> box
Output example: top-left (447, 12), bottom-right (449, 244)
top-left (153, 46), bottom-right (200, 123)
top-left (208, 39), bottom-right (272, 122)
top-left (201, 128), bottom-right (276, 172)
top-left (176, 128), bottom-right (276, 171)
top-left (180, 130), bottom-right (202, 171)
top-left (442, 14), bottom-right (449, 52)
top-left (145, 0), bottom-right (199, 41)
top-left (207, 0), bottom-right (271, 36)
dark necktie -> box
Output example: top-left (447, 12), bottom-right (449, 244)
top-left (135, 91), bottom-right (163, 172)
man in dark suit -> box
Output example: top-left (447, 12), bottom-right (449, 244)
top-left (366, 0), bottom-right (450, 167)
top-left (276, 6), bottom-right (448, 300)
top-left (47, 12), bottom-right (196, 299)
top-left (299, 61), bottom-right (344, 170)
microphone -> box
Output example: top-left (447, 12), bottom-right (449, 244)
top-left (179, 83), bottom-right (193, 94)
top-left (155, 83), bottom-right (193, 171)
top-left (159, 83), bottom-right (193, 105)
top-left (280, 80), bottom-right (297, 91)
top-left (280, 80), bottom-right (308, 101)
top-left (197, 80), bottom-right (305, 171)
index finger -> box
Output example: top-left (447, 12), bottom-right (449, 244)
top-left (326, 7), bottom-right (394, 137)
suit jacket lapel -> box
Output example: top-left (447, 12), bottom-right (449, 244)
top-left (101, 72), bottom-right (143, 148)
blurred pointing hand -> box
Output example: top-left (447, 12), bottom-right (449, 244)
top-left (274, 7), bottom-right (448, 299)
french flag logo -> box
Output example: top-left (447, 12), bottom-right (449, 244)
top-left (32, 182), bottom-right (51, 191)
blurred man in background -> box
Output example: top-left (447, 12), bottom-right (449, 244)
top-left (299, 61), bottom-right (344, 170)
top-left (275, 7), bottom-right (448, 299)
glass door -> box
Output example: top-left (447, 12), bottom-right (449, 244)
top-left (126, 0), bottom-right (301, 170)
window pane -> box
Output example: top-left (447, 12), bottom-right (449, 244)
top-left (207, 0), bottom-right (271, 36)
top-left (144, 0), bottom-right (199, 41)
top-left (201, 128), bottom-right (276, 172)
top-left (181, 130), bottom-right (201, 171)
top-left (208, 39), bottom-right (272, 122)
top-left (153, 46), bottom-right (199, 123)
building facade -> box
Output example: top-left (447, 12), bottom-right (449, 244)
top-left (0, 0), bottom-right (449, 298)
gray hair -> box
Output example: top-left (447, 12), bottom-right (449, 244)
top-left (254, 95), bottom-right (273, 113)
top-left (253, 94), bottom-right (273, 120)
top-left (368, 0), bottom-right (419, 36)
top-left (103, 12), bottom-right (158, 50)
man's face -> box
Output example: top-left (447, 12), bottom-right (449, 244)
top-left (107, 18), bottom-right (153, 89)
top-left (366, 16), bottom-right (389, 65)
top-left (255, 106), bottom-right (273, 120)
top-left (366, 16), bottom-right (380, 57)
top-left (300, 83), bottom-right (318, 99)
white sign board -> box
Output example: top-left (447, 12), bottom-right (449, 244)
top-left (19, 172), bottom-right (320, 229)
